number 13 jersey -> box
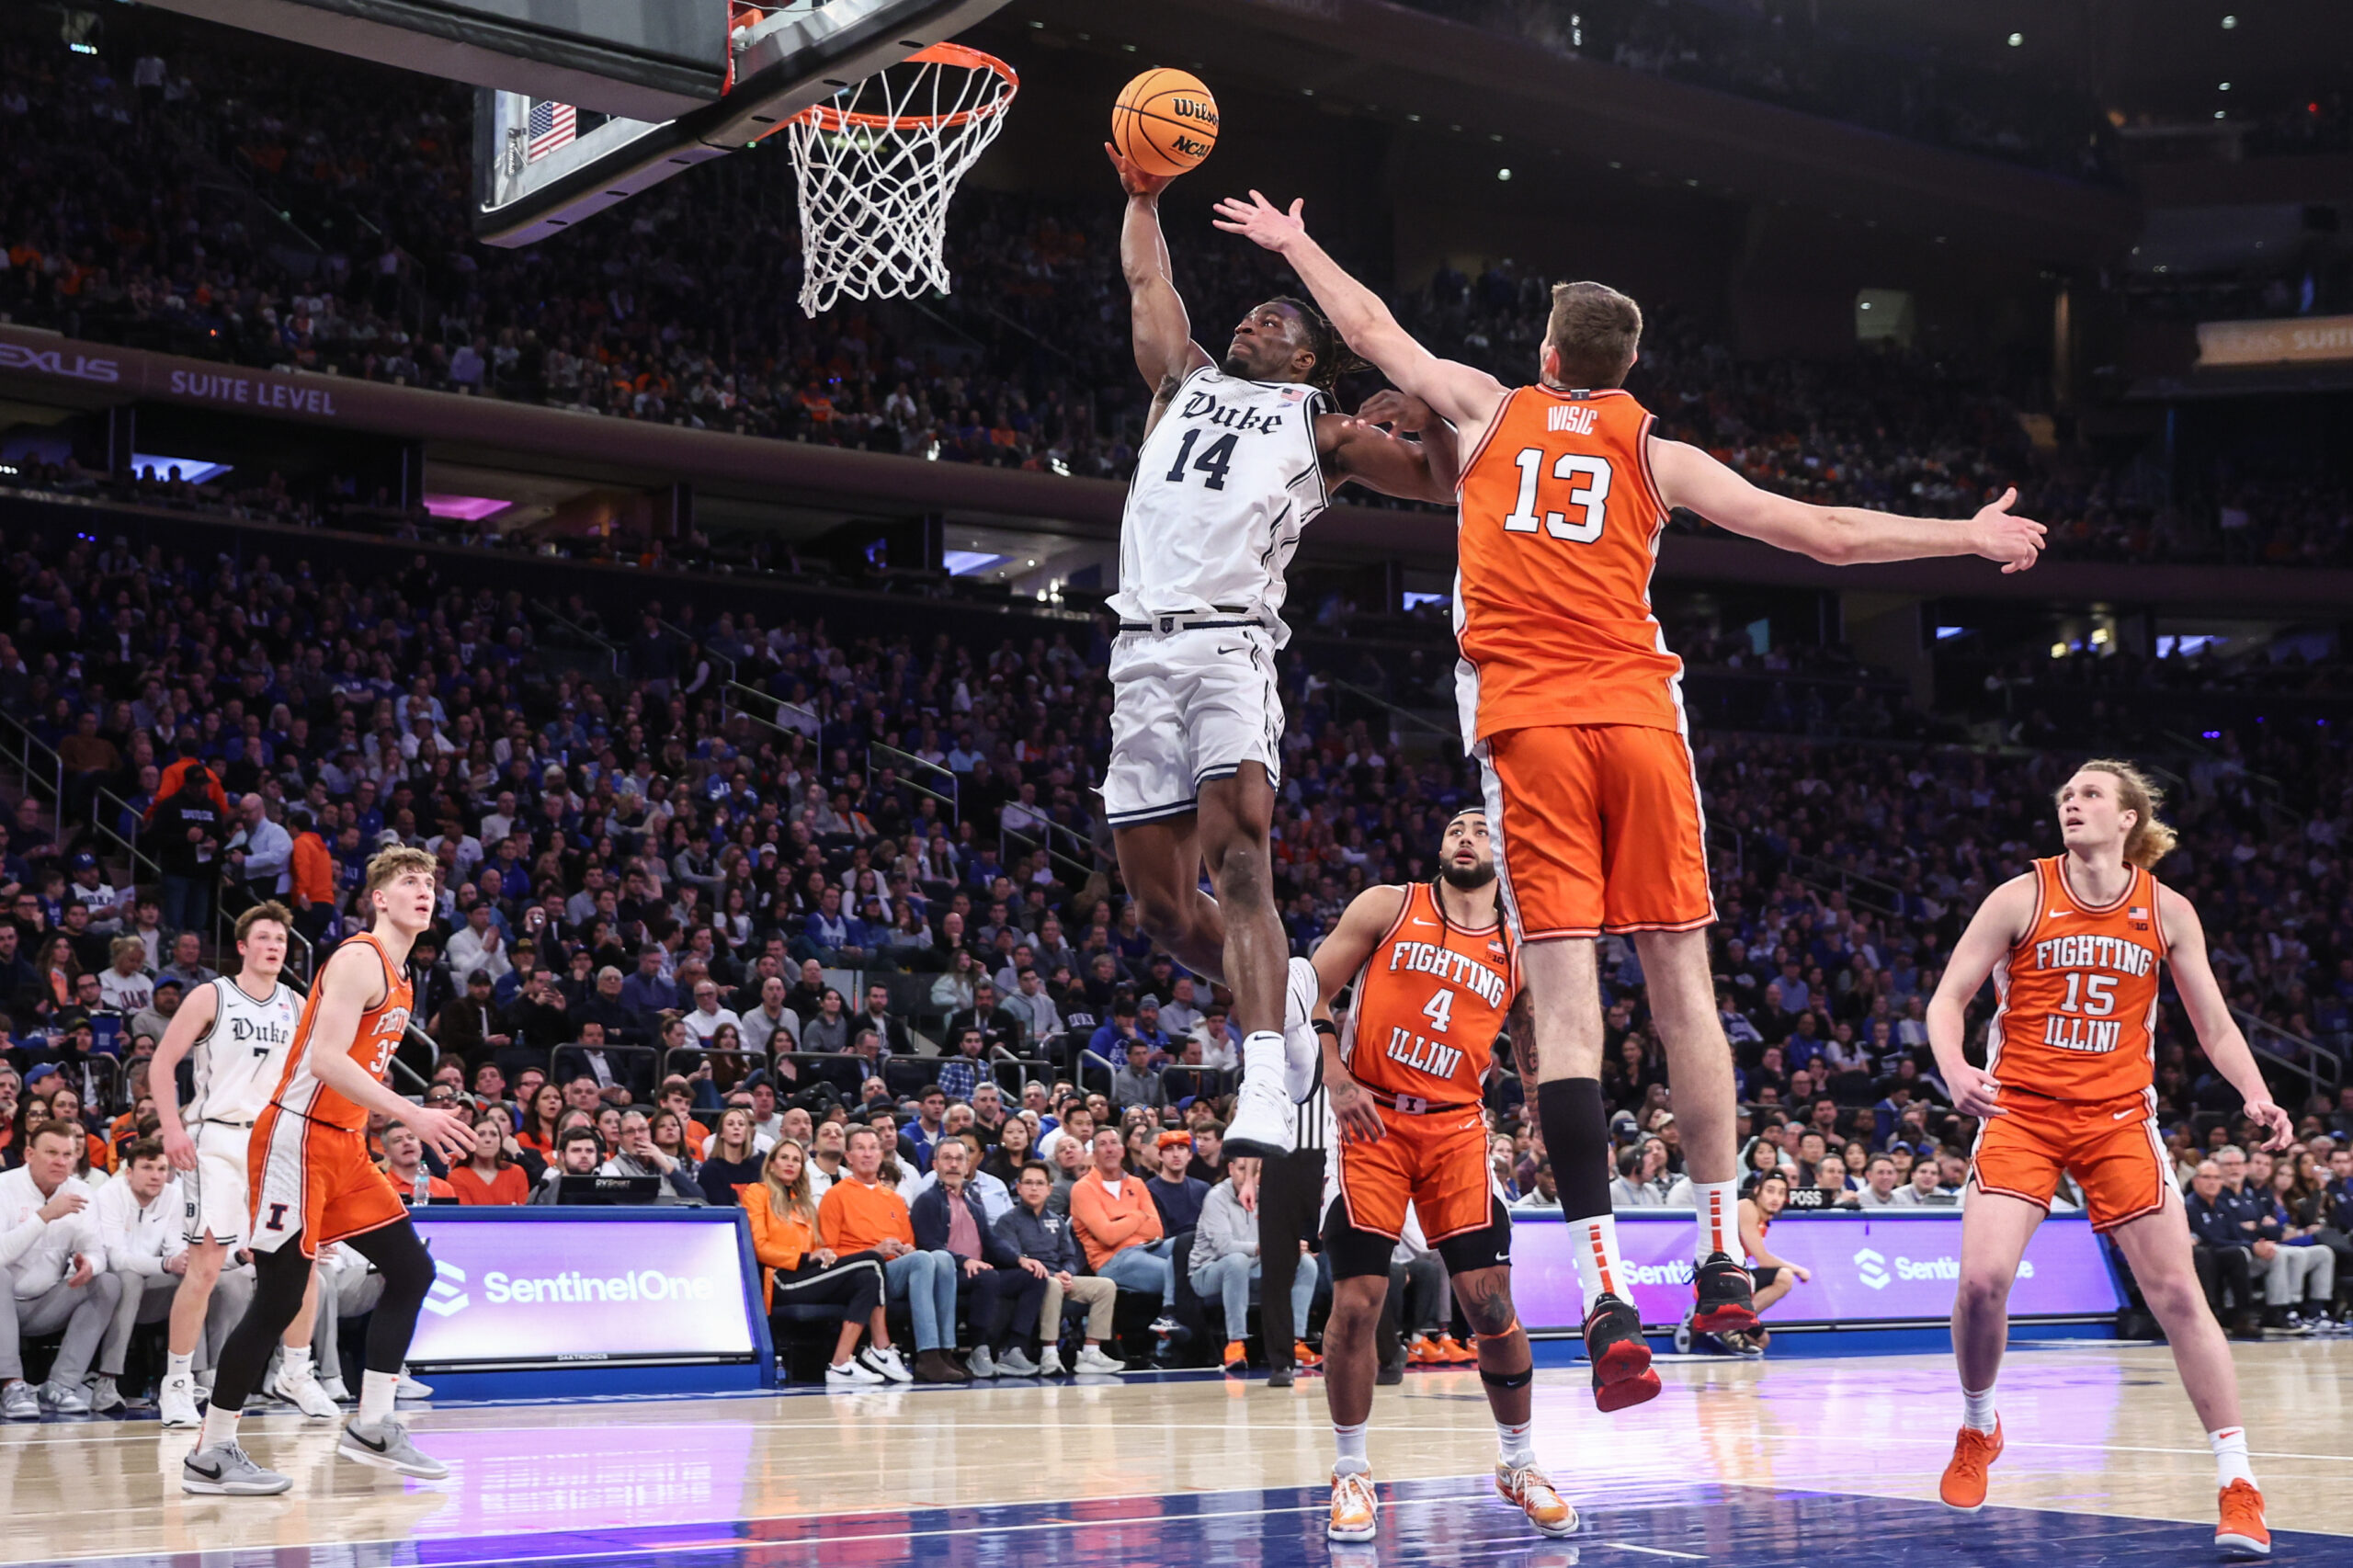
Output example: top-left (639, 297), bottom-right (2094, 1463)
top-left (1340, 881), bottom-right (1519, 1106)
top-left (1454, 385), bottom-right (1682, 741)
top-left (1111, 366), bottom-right (1330, 649)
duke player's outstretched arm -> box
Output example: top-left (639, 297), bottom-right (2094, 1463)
top-left (149, 982), bottom-right (222, 1171)
top-left (305, 944), bottom-right (475, 1164)
top-left (1325, 391), bottom-right (1461, 504)
top-left (1926, 873), bottom-right (2036, 1119)
top-left (1310, 884), bottom-right (1412, 1144)
top-left (1648, 437), bottom-right (2046, 573)
top-left (2158, 887), bottom-right (2292, 1150)
top-left (1108, 145), bottom-right (1212, 435)
top-left (1212, 191), bottom-right (1506, 439)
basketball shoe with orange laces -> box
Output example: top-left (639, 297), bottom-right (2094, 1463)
top-left (2216, 1479), bottom-right (2270, 1558)
top-left (1938, 1421), bottom-right (2004, 1512)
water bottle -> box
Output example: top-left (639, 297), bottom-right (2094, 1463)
top-left (412, 1167), bottom-right (432, 1205)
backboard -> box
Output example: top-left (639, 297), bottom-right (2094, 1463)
top-left (471, 0), bottom-right (1014, 248)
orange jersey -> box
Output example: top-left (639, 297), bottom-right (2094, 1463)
top-left (1454, 385), bottom-right (1683, 739)
top-left (1987, 857), bottom-right (2167, 1103)
top-left (1340, 881), bottom-right (1518, 1104)
top-left (269, 930), bottom-right (413, 1132)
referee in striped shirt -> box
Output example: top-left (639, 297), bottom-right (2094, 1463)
top-left (1254, 1057), bottom-right (1329, 1388)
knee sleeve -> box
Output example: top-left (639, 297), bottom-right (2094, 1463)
top-left (1537, 1078), bottom-right (1611, 1221)
top-left (347, 1221), bottom-right (434, 1376)
top-left (210, 1242), bottom-right (313, 1411)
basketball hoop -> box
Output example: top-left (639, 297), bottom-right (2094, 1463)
top-left (784, 42), bottom-right (1018, 317)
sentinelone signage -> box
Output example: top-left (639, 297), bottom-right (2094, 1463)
top-left (408, 1210), bottom-right (759, 1369)
top-left (2196, 313), bottom-right (2353, 369)
top-left (1509, 1210), bottom-right (2120, 1332)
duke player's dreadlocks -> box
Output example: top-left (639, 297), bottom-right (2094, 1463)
top-left (1268, 295), bottom-right (1365, 395)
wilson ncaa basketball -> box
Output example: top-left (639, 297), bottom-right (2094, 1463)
top-left (1111, 67), bottom-right (1219, 177)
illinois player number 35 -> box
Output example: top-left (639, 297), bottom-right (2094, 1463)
top-left (1502, 449), bottom-right (1610, 543)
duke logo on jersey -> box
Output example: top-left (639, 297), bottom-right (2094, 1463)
top-left (1101, 366), bottom-right (1332, 826)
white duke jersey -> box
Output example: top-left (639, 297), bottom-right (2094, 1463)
top-left (186, 976), bottom-right (301, 1123)
top-left (1110, 365), bottom-right (1331, 648)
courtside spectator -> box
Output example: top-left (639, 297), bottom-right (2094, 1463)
top-left (1146, 1132), bottom-right (1209, 1233)
top-left (909, 1138), bottom-right (1037, 1377)
top-left (0, 1121), bottom-right (120, 1415)
top-left (743, 1140), bottom-right (897, 1388)
top-left (1070, 1128), bottom-right (1179, 1338)
top-left (816, 1126), bottom-right (965, 1382)
top-left (92, 1136), bottom-right (184, 1411)
top-left (449, 1110), bottom-right (532, 1204)
top-left (995, 1160), bottom-right (1120, 1375)
top-left (1191, 1167), bottom-right (1318, 1375)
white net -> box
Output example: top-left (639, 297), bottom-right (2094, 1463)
top-left (785, 44), bottom-right (1018, 317)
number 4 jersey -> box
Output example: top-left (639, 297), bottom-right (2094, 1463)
top-left (1339, 881), bottom-right (1520, 1107)
top-left (1111, 365), bottom-right (1330, 649)
top-left (1987, 857), bottom-right (2167, 1101)
top-left (1454, 385), bottom-right (1682, 741)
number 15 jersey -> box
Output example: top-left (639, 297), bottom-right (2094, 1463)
top-left (1454, 385), bottom-right (1682, 741)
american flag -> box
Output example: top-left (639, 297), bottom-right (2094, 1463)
top-left (528, 100), bottom-right (576, 162)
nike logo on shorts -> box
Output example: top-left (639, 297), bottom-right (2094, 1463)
top-left (1217, 644), bottom-right (1242, 656)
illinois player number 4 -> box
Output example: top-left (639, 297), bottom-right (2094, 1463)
top-left (1503, 449), bottom-right (1610, 542)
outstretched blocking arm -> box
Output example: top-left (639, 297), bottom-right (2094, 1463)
top-left (1647, 437), bottom-right (2045, 573)
top-left (1925, 873), bottom-right (2037, 1119)
top-left (2159, 887), bottom-right (2292, 1151)
top-left (1108, 145), bottom-right (1211, 428)
top-left (1213, 191), bottom-right (1506, 437)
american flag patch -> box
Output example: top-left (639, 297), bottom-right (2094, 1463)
top-left (2129, 906), bottom-right (2147, 920)
top-left (1279, 385), bottom-right (1311, 403)
top-left (528, 100), bottom-right (576, 162)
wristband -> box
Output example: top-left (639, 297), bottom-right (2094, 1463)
top-left (1312, 1019), bottom-right (1338, 1040)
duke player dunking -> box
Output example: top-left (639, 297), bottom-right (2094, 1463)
top-left (1927, 761), bottom-right (2288, 1557)
top-left (1100, 144), bottom-right (1456, 1170)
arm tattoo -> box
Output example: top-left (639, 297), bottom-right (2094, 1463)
top-left (1507, 994), bottom-right (1539, 1107)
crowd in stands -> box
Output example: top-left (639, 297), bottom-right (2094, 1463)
top-left (0, 486), bottom-right (2347, 1392)
top-left (4, 10), bottom-right (2348, 570)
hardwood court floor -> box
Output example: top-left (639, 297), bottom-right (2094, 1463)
top-left (6, 1339), bottom-right (2353, 1567)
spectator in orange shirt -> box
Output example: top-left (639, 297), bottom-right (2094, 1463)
top-left (381, 1122), bottom-right (457, 1202)
top-left (815, 1125), bottom-right (965, 1383)
top-left (285, 808), bottom-right (337, 946)
top-left (743, 1140), bottom-right (894, 1388)
top-left (449, 1109), bottom-right (531, 1205)
top-left (1069, 1128), bottom-right (1179, 1336)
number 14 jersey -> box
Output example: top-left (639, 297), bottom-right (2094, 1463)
top-left (1454, 385), bottom-right (1682, 741)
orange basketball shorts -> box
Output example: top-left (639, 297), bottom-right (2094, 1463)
top-left (1969, 1088), bottom-right (2173, 1233)
top-left (1478, 722), bottom-right (1713, 940)
top-left (1335, 1103), bottom-right (1492, 1244)
top-left (248, 1105), bottom-right (409, 1258)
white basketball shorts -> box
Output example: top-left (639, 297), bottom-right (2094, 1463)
top-left (184, 1120), bottom-right (254, 1246)
top-left (1101, 625), bottom-right (1284, 827)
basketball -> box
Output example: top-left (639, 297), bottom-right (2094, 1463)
top-left (1112, 67), bottom-right (1218, 177)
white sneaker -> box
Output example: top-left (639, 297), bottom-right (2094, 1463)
top-left (183, 1440), bottom-right (290, 1495)
top-left (37, 1380), bottom-right (91, 1415)
top-left (1074, 1345), bottom-right (1126, 1375)
top-left (995, 1346), bottom-right (1041, 1377)
top-left (1283, 956), bottom-right (1323, 1102)
top-left (1038, 1345), bottom-right (1067, 1377)
top-left (825, 1359), bottom-right (885, 1388)
top-left (394, 1373), bottom-right (433, 1400)
top-left (339, 1416), bottom-right (449, 1480)
top-left (967, 1345), bottom-right (997, 1379)
top-left (1223, 1062), bottom-right (1297, 1160)
top-left (270, 1367), bottom-right (341, 1420)
top-left (859, 1346), bottom-right (914, 1385)
top-left (85, 1374), bottom-right (125, 1414)
top-left (158, 1374), bottom-right (200, 1428)
top-left (320, 1378), bottom-right (352, 1403)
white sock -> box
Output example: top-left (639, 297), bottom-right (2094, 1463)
top-left (1284, 956), bottom-right (1318, 1028)
top-left (1496, 1417), bottom-right (1536, 1468)
top-left (165, 1351), bottom-right (194, 1382)
top-left (1693, 1180), bottom-right (1741, 1262)
top-left (199, 1403), bottom-right (241, 1451)
top-left (1961, 1384), bottom-right (1998, 1434)
top-left (2210, 1426), bottom-right (2256, 1489)
top-left (1334, 1419), bottom-right (1370, 1476)
top-left (1241, 1030), bottom-right (1283, 1085)
top-left (1568, 1213), bottom-right (1627, 1309)
top-left (358, 1369), bottom-right (399, 1426)
top-left (280, 1346), bottom-right (312, 1380)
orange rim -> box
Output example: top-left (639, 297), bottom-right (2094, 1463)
top-left (790, 43), bottom-right (1018, 131)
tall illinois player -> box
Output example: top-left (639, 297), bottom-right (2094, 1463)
top-left (1310, 809), bottom-right (1573, 1543)
top-left (1927, 762), bottom-right (2288, 1557)
top-left (1214, 192), bottom-right (2044, 1409)
top-left (1103, 147), bottom-right (1455, 1168)
top-left (183, 847), bottom-right (473, 1496)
